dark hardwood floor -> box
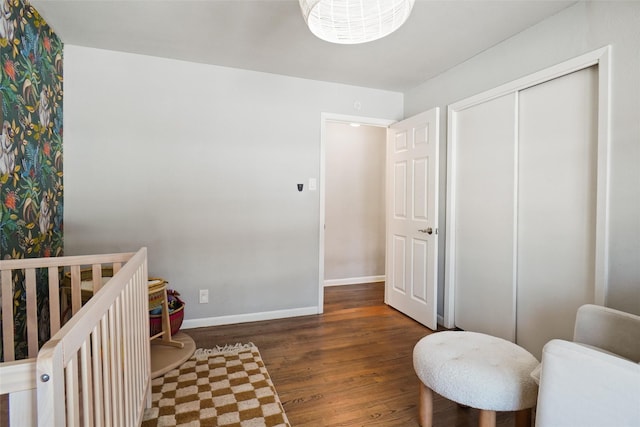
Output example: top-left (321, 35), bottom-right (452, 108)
top-left (186, 283), bottom-right (520, 426)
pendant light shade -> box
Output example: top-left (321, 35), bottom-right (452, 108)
top-left (299, 0), bottom-right (415, 44)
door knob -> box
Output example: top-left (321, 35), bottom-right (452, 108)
top-left (418, 227), bottom-right (434, 235)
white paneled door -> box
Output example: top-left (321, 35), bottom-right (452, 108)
top-left (385, 108), bottom-right (439, 330)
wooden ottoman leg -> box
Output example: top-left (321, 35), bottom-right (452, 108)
top-left (478, 409), bottom-right (496, 427)
top-left (419, 382), bottom-right (433, 427)
top-left (515, 408), bottom-right (532, 427)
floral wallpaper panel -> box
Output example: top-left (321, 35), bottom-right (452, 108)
top-left (0, 0), bottom-right (63, 361)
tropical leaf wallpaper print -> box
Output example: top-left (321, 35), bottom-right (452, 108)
top-left (0, 0), bottom-right (63, 361)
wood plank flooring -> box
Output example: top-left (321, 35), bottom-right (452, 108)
top-left (186, 283), bottom-right (520, 426)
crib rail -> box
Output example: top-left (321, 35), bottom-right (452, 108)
top-left (1, 251), bottom-right (135, 362)
top-left (0, 358), bottom-right (37, 426)
top-left (0, 249), bottom-right (149, 426)
top-left (36, 247), bottom-right (150, 426)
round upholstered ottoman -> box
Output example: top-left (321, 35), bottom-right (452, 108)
top-left (413, 331), bottom-right (539, 427)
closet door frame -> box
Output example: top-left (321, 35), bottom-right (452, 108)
top-left (443, 46), bottom-right (611, 329)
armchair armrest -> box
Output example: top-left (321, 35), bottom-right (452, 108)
top-left (535, 339), bottom-right (640, 427)
top-left (574, 304), bottom-right (640, 362)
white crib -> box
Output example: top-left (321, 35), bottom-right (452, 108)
top-left (0, 247), bottom-right (150, 426)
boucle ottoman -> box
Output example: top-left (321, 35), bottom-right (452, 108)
top-left (413, 331), bottom-right (539, 427)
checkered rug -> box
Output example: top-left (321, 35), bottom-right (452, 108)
top-left (142, 343), bottom-right (290, 427)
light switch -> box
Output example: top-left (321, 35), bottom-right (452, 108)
top-left (309, 178), bottom-right (317, 191)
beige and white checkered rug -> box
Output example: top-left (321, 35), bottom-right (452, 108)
top-left (142, 343), bottom-right (290, 427)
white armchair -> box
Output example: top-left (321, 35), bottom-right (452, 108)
top-left (535, 304), bottom-right (640, 427)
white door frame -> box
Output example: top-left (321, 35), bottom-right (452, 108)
top-left (318, 113), bottom-right (396, 313)
top-left (443, 46), bottom-right (611, 328)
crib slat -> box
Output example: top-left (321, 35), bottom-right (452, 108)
top-left (127, 287), bottom-right (136, 425)
top-left (128, 277), bottom-right (138, 422)
top-left (126, 286), bottom-right (135, 426)
top-left (100, 315), bottom-right (112, 427)
top-left (70, 265), bottom-right (82, 315)
top-left (127, 282), bottom-right (137, 425)
top-left (92, 263), bottom-right (102, 294)
top-left (48, 266), bottom-right (61, 335)
top-left (80, 340), bottom-right (94, 427)
top-left (9, 389), bottom-right (36, 426)
top-left (66, 353), bottom-right (81, 426)
top-left (91, 325), bottom-right (104, 427)
top-left (142, 265), bottom-right (152, 411)
top-left (121, 290), bottom-right (129, 425)
top-left (1, 269), bottom-right (15, 362)
top-left (109, 303), bottom-right (124, 426)
top-left (132, 280), bottom-right (141, 401)
top-left (25, 268), bottom-right (39, 359)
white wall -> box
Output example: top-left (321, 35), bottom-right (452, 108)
top-left (63, 45), bottom-right (403, 324)
top-left (324, 122), bottom-right (386, 283)
top-left (405, 1), bottom-right (640, 316)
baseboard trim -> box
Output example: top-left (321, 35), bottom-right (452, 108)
top-left (181, 306), bottom-right (319, 330)
top-left (324, 275), bottom-right (385, 287)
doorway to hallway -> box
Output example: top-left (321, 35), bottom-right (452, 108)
top-left (318, 114), bottom-right (394, 312)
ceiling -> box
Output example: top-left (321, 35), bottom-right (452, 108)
top-left (31, 0), bottom-right (575, 92)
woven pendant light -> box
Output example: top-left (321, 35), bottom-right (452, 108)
top-left (299, 0), bottom-right (415, 44)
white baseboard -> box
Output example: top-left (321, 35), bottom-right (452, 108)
top-left (181, 306), bottom-right (319, 330)
top-left (324, 275), bottom-right (385, 287)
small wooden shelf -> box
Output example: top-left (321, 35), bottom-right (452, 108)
top-left (148, 279), bottom-right (183, 349)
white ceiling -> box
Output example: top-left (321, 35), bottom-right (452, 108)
top-left (31, 0), bottom-right (575, 92)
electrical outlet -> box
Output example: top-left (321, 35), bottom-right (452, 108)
top-left (199, 289), bottom-right (209, 304)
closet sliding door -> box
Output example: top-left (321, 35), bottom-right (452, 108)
top-left (451, 93), bottom-right (517, 342)
top-left (446, 49), bottom-right (609, 359)
top-left (516, 66), bottom-right (599, 356)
